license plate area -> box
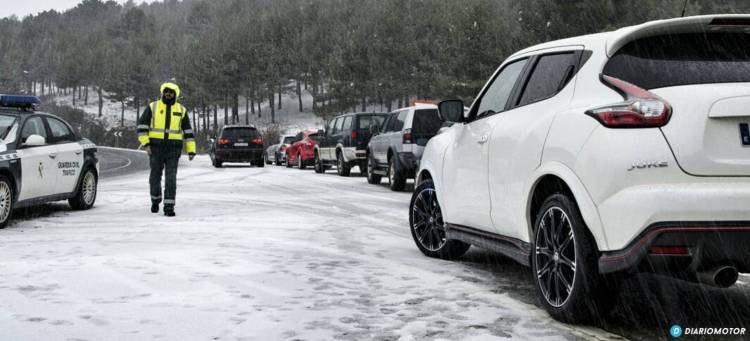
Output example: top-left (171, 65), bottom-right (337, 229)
top-left (741, 123), bottom-right (750, 146)
top-left (235, 143), bottom-right (249, 147)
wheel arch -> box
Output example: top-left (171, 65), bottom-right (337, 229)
top-left (526, 162), bottom-right (608, 252)
top-left (0, 168), bottom-right (18, 200)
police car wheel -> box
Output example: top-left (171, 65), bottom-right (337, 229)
top-left (69, 168), bottom-right (97, 210)
top-left (0, 175), bottom-right (14, 228)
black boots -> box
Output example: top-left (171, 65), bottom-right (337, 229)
top-left (151, 203), bottom-right (159, 213)
top-left (164, 209), bottom-right (175, 217)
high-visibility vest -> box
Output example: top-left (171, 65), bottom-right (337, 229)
top-left (137, 100), bottom-right (196, 154)
top-left (148, 100), bottom-right (186, 141)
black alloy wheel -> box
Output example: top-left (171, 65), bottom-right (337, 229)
top-left (408, 180), bottom-right (469, 259)
top-left (531, 194), bottom-right (614, 323)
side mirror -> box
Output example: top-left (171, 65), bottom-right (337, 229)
top-left (23, 134), bottom-right (46, 147)
top-left (317, 129), bottom-right (325, 136)
top-left (438, 99), bottom-right (465, 123)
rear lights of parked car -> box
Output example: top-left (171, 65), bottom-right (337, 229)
top-left (402, 128), bottom-right (413, 144)
top-left (218, 137), bottom-right (232, 145)
top-left (351, 130), bottom-right (358, 139)
top-left (251, 137), bottom-right (263, 145)
top-left (586, 75), bottom-right (672, 128)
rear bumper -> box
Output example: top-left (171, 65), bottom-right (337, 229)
top-left (342, 147), bottom-right (366, 162)
top-left (215, 148), bottom-right (263, 161)
top-left (599, 222), bottom-right (750, 274)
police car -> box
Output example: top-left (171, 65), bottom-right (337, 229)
top-left (0, 95), bottom-right (99, 228)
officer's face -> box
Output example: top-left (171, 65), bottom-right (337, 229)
top-left (163, 89), bottom-right (176, 99)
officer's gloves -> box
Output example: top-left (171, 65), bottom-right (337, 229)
top-left (189, 153), bottom-right (195, 161)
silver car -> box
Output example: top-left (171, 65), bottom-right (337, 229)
top-left (366, 103), bottom-right (443, 191)
top-left (264, 135), bottom-right (295, 166)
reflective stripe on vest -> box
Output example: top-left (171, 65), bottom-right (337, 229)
top-left (148, 100), bottom-right (186, 141)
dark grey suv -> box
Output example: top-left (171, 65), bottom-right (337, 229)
top-left (313, 112), bottom-right (388, 176)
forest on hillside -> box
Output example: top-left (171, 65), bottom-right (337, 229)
top-left (1, 0), bottom-right (748, 129)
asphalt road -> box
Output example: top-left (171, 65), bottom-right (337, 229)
top-left (97, 147), bottom-right (151, 178)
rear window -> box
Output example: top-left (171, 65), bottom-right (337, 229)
top-left (356, 114), bottom-right (386, 131)
top-left (282, 136), bottom-right (295, 144)
top-left (222, 127), bottom-right (258, 139)
top-left (604, 32), bottom-right (750, 90)
top-left (411, 109), bottom-right (442, 135)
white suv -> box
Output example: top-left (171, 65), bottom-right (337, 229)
top-left (410, 15), bottom-right (750, 323)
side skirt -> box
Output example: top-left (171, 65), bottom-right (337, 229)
top-left (16, 192), bottom-right (75, 208)
top-left (445, 223), bottom-right (532, 267)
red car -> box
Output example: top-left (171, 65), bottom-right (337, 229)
top-left (286, 129), bottom-right (319, 169)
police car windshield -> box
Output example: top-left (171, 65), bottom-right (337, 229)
top-left (0, 115), bottom-right (16, 140)
top-left (282, 136), bottom-right (295, 144)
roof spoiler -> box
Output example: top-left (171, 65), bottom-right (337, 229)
top-left (606, 14), bottom-right (750, 57)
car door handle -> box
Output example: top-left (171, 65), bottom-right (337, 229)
top-left (75, 150), bottom-right (83, 155)
top-left (49, 153), bottom-right (57, 159)
top-left (477, 134), bottom-right (489, 144)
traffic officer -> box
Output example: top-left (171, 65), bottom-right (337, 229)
top-left (136, 82), bottom-right (196, 217)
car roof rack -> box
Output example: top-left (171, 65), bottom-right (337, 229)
top-left (0, 94), bottom-right (40, 111)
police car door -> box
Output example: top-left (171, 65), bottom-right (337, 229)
top-left (18, 116), bottom-right (58, 201)
top-left (45, 117), bottom-right (83, 194)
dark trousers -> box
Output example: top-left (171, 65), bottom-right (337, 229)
top-left (149, 142), bottom-right (181, 211)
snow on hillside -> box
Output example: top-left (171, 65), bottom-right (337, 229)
top-left (50, 86), bottom-right (327, 136)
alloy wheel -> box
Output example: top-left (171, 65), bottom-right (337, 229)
top-left (535, 206), bottom-right (577, 308)
top-left (411, 187), bottom-right (446, 251)
top-left (0, 181), bottom-right (11, 223)
top-left (82, 171), bottom-right (97, 206)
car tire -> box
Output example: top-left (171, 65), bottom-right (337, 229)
top-left (285, 153), bottom-right (293, 168)
top-left (366, 153), bottom-right (381, 184)
top-left (275, 153), bottom-right (283, 166)
top-left (0, 174), bottom-right (14, 228)
top-left (388, 157), bottom-right (406, 191)
top-left (336, 151), bottom-right (351, 177)
top-left (264, 153), bottom-right (272, 165)
top-left (257, 158), bottom-right (265, 168)
top-left (531, 193), bottom-right (614, 323)
top-left (409, 179), bottom-right (469, 260)
top-left (314, 151), bottom-right (325, 174)
top-left (297, 154), bottom-right (306, 170)
top-left (213, 158), bottom-right (223, 168)
top-left (69, 168), bottom-right (97, 210)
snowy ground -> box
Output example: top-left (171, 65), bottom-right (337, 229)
top-left (0, 154), bottom-right (626, 341)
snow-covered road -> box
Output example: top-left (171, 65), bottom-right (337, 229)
top-left (1, 155), bottom-right (745, 340)
top-left (0, 156), bottom-right (623, 340)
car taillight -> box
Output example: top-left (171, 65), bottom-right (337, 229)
top-left (403, 129), bottom-right (413, 144)
top-left (351, 130), bottom-right (358, 139)
top-left (585, 75), bottom-right (672, 128)
top-left (251, 137), bottom-right (263, 145)
top-left (218, 138), bottom-right (232, 145)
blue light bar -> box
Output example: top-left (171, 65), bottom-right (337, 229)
top-left (0, 95), bottom-right (40, 110)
